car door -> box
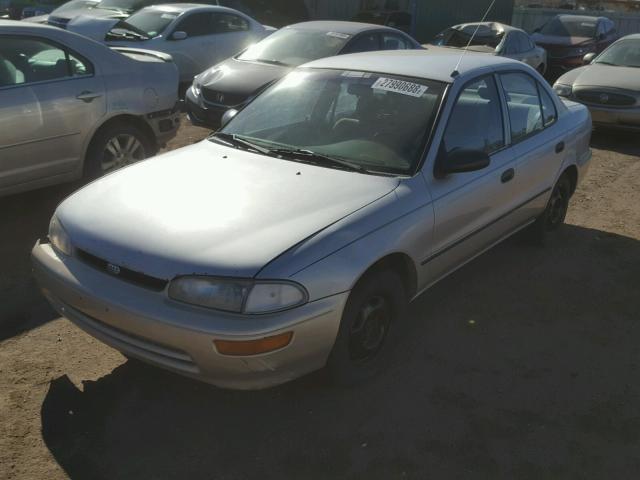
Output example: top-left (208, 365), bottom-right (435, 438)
top-left (423, 74), bottom-right (519, 284)
top-left (498, 71), bottom-right (566, 225)
top-left (0, 34), bottom-right (105, 192)
top-left (165, 11), bottom-right (218, 82)
top-left (209, 12), bottom-right (255, 62)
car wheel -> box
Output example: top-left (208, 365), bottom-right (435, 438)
top-left (326, 270), bottom-right (406, 386)
top-left (528, 174), bottom-right (572, 243)
top-left (85, 122), bottom-right (153, 180)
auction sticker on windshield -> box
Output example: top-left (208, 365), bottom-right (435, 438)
top-left (372, 77), bottom-right (428, 97)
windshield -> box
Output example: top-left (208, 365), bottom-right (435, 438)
top-left (215, 69), bottom-right (445, 175)
top-left (595, 40), bottom-right (640, 67)
top-left (52, 0), bottom-right (99, 14)
top-left (237, 28), bottom-right (351, 67)
top-left (540, 17), bottom-right (597, 38)
top-left (96, 0), bottom-right (151, 13)
top-left (116, 10), bottom-right (178, 38)
top-left (435, 25), bottom-right (504, 49)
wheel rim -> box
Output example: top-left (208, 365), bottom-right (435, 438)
top-left (101, 134), bottom-right (145, 172)
top-left (348, 295), bottom-right (391, 363)
top-left (547, 183), bottom-right (569, 229)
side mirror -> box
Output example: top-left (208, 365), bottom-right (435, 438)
top-left (437, 149), bottom-right (490, 177)
top-left (220, 108), bottom-right (238, 128)
top-left (583, 52), bottom-right (596, 64)
top-left (171, 31), bottom-right (187, 41)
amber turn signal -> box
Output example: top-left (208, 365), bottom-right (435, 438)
top-left (214, 332), bottom-right (293, 356)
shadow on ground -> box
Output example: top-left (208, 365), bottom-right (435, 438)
top-left (591, 129), bottom-right (640, 157)
top-left (41, 225), bottom-right (640, 479)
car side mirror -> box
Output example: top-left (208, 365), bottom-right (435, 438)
top-left (437, 149), bottom-right (490, 177)
top-left (583, 52), bottom-right (596, 64)
top-left (220, 108), bottom-right (238, 128)
top-left (171, 31), bottom-right (187, 41)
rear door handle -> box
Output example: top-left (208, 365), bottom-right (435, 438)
top-left (76, 91), bottom-right (102, 103)
top-left (555, 141), bottom-right (565, 153)
top-left (501, 168), bottom-right (515, 183)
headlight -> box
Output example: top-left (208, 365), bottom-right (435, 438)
top-left (191, 76), bottom-right (202, 97)
top-left (553, 83), bottom-right (572, 97)
top-left (48, 215), bottom-right (73, 256)
top-left (168, 277), bottom-right (307, 314)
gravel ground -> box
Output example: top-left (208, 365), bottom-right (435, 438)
top-left (1, 120), bottom-right (639, 479)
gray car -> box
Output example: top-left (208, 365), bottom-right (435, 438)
top-left (554, 34), bottom-right (640, 131)
top-left (33, 48), bottom-right (592, 390)
top-left (0, 20), bottom-right (180, 196)
top-left (432, 22), bottom-right (548, 74)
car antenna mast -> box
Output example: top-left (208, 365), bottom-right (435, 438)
top-left (451, 0), bottom-right (497, 78)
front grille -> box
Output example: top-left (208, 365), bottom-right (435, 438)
top-left (201, 88), bottom-right (245, 106)
top-left (76, 249), bottom-right (168, 291)
top-left (574, 89), bottom-right (637, 107)
top-left (48, 16), bottom-right (70, 28)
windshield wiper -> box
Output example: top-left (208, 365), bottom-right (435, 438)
top-left (210, 132), bottom-right (272, 155)
top-left (269, 148), bottom-right (367, 173)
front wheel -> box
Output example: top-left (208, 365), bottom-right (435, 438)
top-left (326, 270), bottom-right (407, 386)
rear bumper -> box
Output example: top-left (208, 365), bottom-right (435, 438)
top-left (32, 242), bottom-right (348, 390)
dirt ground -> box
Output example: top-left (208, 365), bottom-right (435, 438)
top-left (1, 118), bottom-right (639, 479)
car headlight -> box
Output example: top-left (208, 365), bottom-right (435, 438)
top-left (48, 215), bottom-right (73, 256)
top-left (168, 277), bottom-right (308, 314)
top-left (191, 76), bottom-right (202, 97)
top-left (553, 83), bottom-right (573, 97)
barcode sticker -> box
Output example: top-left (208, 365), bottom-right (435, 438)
top-left (372, 77), bottom-right (428, 97)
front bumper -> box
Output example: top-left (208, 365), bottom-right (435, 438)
top-left (146, 104), bottom-right (181, 146)
top-left (32, 242), bottom-right (348, 390)
top-left (184, 86), bottom-right (232, 129)
top-left (587, 105), bottom-right (640, 131)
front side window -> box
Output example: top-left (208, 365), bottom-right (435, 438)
top-left (175, 13), bottom-right (213, 37)
top-left (500, 72), bottom-right (544, 142)
top-left (216, 69), bottom-right (445, 175)
top-left (213, 13), bottom-right (249, 33)
top-left (443, 76), bottom-right (505, 155)
top-left (517, 32), bottom-right (532, 52)
top-left (0, 36), bottom-right (92, 87)
top-left (118, 10), bottom-right (179, 38)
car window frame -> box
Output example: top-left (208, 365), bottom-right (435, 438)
top-left (0, 34), bottom-right (94, 91)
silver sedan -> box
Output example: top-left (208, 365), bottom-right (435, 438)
top-left (33, 48), bottom-right (592, 389)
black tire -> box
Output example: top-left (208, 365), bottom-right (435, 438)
top-left (84, 122), bottom-right (154, 180)
top-left (326, 269), bottom-right (407, 386)
top-left (528, 174), bottom-right (572, 244)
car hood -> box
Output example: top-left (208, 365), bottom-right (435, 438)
top-left (57, 141), bottom-right (400, 280)
top-left (531, 33), bottom-right (593, 47)
top-left (198, 58), bottom-right (291, 102)
top-left (67, 15), bottom-right (121, 40)
top-left (558, 64), bottom-right (640, 90)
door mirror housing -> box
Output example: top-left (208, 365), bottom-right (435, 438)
top-left (583, 52), bottom-right (597, 64)
top-left (171, 31), bottom-right (187, 40)
top-left (436, 149), bottom-right (491, 177)
top-left (220, 108), bottom-right (239, 128)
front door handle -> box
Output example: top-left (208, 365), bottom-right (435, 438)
top-left (555, 141), bottom-right (565, 153)
top-left (501, 168), bottom-right (515, 183)
top-left (76, 91), bottom-right (102, 103)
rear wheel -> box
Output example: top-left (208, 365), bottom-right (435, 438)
top-left (326, 270), bottom-right (406, 386)
top-left (528, 174), bottom-right (572, 244)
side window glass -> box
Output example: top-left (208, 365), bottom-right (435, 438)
top-left (343, 33), bottom-right (380, 54)
top-left (443, 76), bottom-right (505, 155)
top-left (213, 13), bottom-right (249, 33)
top-left (518, 33), bottom-right (531, 52)
top-left (539, 84), bottom-right (557, 127)
top-left (501, 72), bottom-right (544, 142)
top-left (504, 34), bottom-right (516, 54)
top-left (176, 13), bottom-right (212, 37)
top-left (381, 33), bottom-right (409, 50)
top-left (68, 51), bottom-right (93, 76)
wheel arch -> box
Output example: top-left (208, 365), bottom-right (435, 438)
top-left (353, 252), bottom-right (418, 301)
top-left (561, 164), bottom-right (578, 196)
top-left (84, 114), bottom-right (157, 162)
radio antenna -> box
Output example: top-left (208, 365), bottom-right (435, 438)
top-left (451, 0), bottom-right (497, 77)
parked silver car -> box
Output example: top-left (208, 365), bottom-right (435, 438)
top-left (0, 20), bottom-right (180, 196)
top-left (33, 49), bottom-right (592, 389)
top-left (432, 22), bottom-right (548, 74)
top-left (554, 34), bottom-right (640, 131)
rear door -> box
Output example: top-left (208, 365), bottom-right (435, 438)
top-left (0, 34), bottom-right (105, 191)
top-left (210, 11), bottom-right (255, 61)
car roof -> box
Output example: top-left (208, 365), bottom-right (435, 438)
top-left (449, 21), bottom-right (522, 34)
top-left (284, 20), bottom-right (402, 35)
top-left (138, 3), bottom-right (241, 14)
top-left (0, 18), bottom-right (61, 32)
top-left (303, 47), bottom-right (524, 84)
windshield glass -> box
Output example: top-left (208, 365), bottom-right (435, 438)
top-left (540, 17), bottom-right (597, 38)
top-left (118, 10), bottom-right (178, 37)
top-left (594, 40), bottom-right (640, 67)
top-left (53, 0), bottom-right (99, 14)
top-left (96, 0), bottom-right (150, 13)
top-left (435, 25), bottom-right (504, 49)
top-left (215, 69), bottom-right (445, 175)
top-left (237, 28), bottom-right (351, 67)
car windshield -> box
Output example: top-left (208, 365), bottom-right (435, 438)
top-left (114, 10), bottom-right (178, 38)
top-left (96, 0), bottom-right (150, 13)
top-left (213, 69), bottom-right (445, 175)
top-left (236, 28), bottom-right (351, 67)
top-left (540, 17), bottom-right (597, 38)
top-left (52, 0), bottom-right (99, 14)
top-left (435, 25), bottom-right (504, 49)
top-left (594, 40), bottom-right (640, 67)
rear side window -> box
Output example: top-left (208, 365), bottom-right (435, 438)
top-left (539, 85), bottom-right (557, 127)
top-left (381, 33), bottom-right (410, 50)
top-left (500, 72), bottom-right (543, 142)
top-left (443, 76), bottom-right (505, 155)
top-left (342, 33), bottom-right (380, 54)
top-left (213, 13), bottom-right (249, 33)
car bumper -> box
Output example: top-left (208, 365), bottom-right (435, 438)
top-left (146, 104), bottom-right (181, 146)
top-left (587, 105), bottom-right (640, 131)
top-left (32, 242), bottom-right (348, 390)
top-left (184, 87), bottom-right (230, 129)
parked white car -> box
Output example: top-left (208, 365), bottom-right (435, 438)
top-left (67, 4), bottom-right (273, 84)
top-left (0, 20), bottom-right (180, 196)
